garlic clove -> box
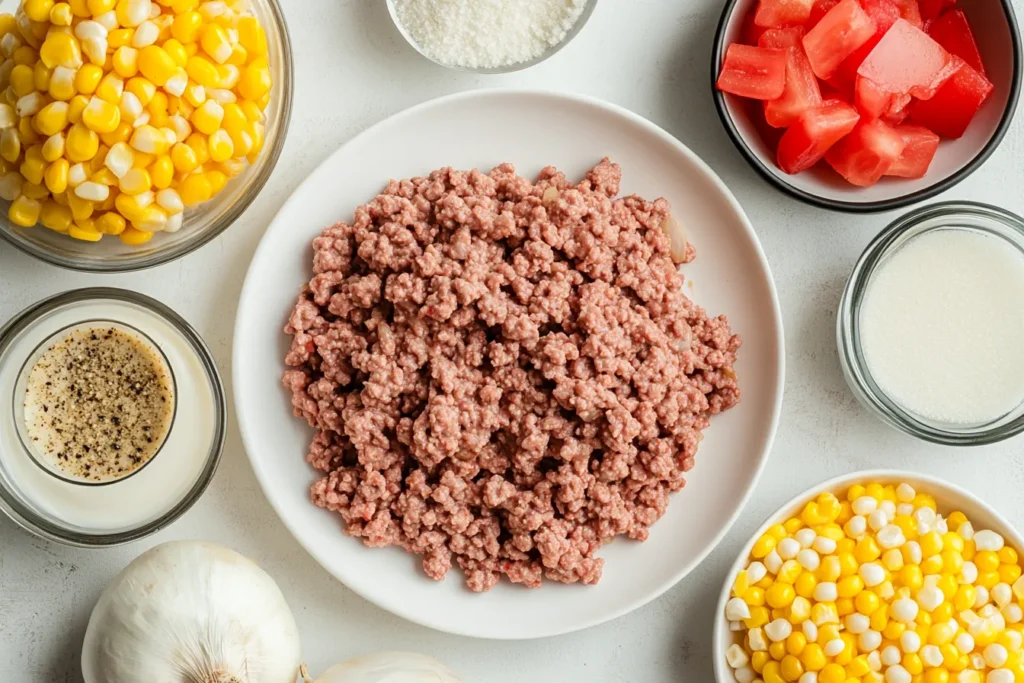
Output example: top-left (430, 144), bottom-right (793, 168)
top-left (661, 213), bottom-right (689, 263)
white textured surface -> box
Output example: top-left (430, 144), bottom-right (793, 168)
top-left (1, 0), bottom-right (1023, 681)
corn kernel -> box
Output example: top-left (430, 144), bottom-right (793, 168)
top-left (68, 221), bottom-right (101, 240)
top-left (82, 96), bottom-right (121, 133)
top-left (9, 194), bottom-right (41, 226)
top-left (112, 46), bottom-right (138, 78)
top-left (43, 157), bottom-right (67, 192)
top-left (95, 210), bottom-right (125, 234)
top-left (67, 93), bottom-right (88, 123)
top-left (39, 31), bottom-right (82, 70)
top-left (66, 122), bottom-right (98, 161)
top-left (118, 166), bottom-right (149, 193)
top-left (238, 61), bottom-right (270, 100)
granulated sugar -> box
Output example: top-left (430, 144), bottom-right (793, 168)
top-left (394, 0), bottom-right (588, 69)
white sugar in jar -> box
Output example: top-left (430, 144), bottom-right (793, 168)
top-left (839, 203), bottom-right (1024, 445)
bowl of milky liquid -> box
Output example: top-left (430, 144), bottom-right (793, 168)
top-left (839, 202), bottom-right (1024, 446)
top-left (386, 0), bottom-right (597, 73)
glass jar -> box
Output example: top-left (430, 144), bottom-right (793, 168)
top-left (838, 201), bottom-right (1024, 446)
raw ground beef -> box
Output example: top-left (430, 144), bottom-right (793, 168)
top-left (282, 159), bottom-right (740, 592)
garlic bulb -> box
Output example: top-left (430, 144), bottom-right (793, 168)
top-left (82, 541), bottom-right (301, 683)
top-left (307, 652), bottom-right (463, 683)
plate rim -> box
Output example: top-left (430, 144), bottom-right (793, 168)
top-left (232, 87), bottom-right (787, 639)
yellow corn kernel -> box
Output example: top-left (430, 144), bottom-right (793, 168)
top-left (88, 0), bottom-right (116, 12)
top-left (95, 210), bottom-right (126, 235)
top-left (978, 571), bottom-right (1000, 590)
top-left (39, 197), bottom-right (72, 232)
top-left (129, 124), bottom-right (171, 154)
top-left (18, 117), bottom-right (39, 146)
top-left (207, 130), bottom-right (233, 165)
top-left (744, 605), bottom-right (770, 630)
top-left (899, 565), bottom-right (923, 591)
top-left (65, 122), bottom-right (98, 162)
top-left (19, 181), bottom-right (49, 199)
top-left (68, 222), bottom-right (101, 240)
top-left (800, 643), bottom-right (825, 672)
top-left (778, 560), bottom-right (802, 585)
top-left (95, 73), bottom-right (124, 104)
top-left (90, 167), bottom-right (118, 186)
top-left (225, 43), bottom-right (246, 68)
top-left (49, 2), bottom-right (73, 26)
top-left (864, 483), bottom-right (884, 500)
top-left (923, 670), bottom-right (950, 683)
top-left (855, 590), bottom-right (880, 615)
top-left (24, 0), bottom-right (55, 22)
top-left (100, 121), bottom-right (133, 148)
top-left (818, 663), bottom-right (845, 683)
top-left (71, 63), bottom-right (101, 96)
top-left (811, 602), bottom-right (837, 626)
top-left (732, 570), bottom-right (750, 597)
top-left (762, 660), bottom-right (783, 683)
top-left (89, 144), bottom-right (110, 173)
top-left (793, 571), bottom-right (816, 599)
top-left (120, 78), bottom-right (153, 108)
top-left (149, 153), bottom-right (173, 188)
top-left (177, 170), bottom-right (210, 204)
top-left (920, 531), bottom-right (944, 558)
top-left (108, 27), bottom-right (134, 50)
top-left (167, 140), bottom-right (199, 173)
top-left (9, 194), bottom-right (41, 226)
top-left (39, 32), bottom-right (82, 71)
top-left (32, 101), bottom-right (66, 137)
top-left (240, 98), bottom-right (262, 123)
top-left (67, 93), bottom-right (88, 123)
top-left (901, 652), bottom-right (923, 676)
top-left (138, 45), bottom-right (176, 86)
top-left (170, 10), bottom-right (201, 42)
top-left (882, 620), bottom-right (905, 640)
top-left (921, 554), bottom-right (944, 576)
top-left (13, 46), bottom-right (40, 69)
top-left (786, 632), bottom-right (807, 657)
top-left (10, 64), bottom-right (34, 98)
top-left (998, 546), bottom-right (1019, 564)
top-left (744, 586), bottom-right (766, 607)
top-left (953, 584), bottom-right (975, 611)
top-left (936, 574), bottom-right (958, 600)
top-left (835, 597), bottom-right (854, 617)
top-left (238, 61), bottom-right (271, 101)
top-left (20, 145), bottom-right (45, 185)
top-left (834, 501), bottom-right (852, 525)
top-left (82, 96), bottom-right (121, 134)
top-left (67, 191), bottom-right (93, 220)
top-left (131, 150), bottom-right (153, 169)
top-left (855, 537), bottom-right (881, 564)
top-left (182, 54), bottom-right (218, 89)
top-left (837, 553), bottom-right (858, 578)
top-left (946, 511), bottom-right (967, 529)
top-left (766, 583), bottom-right (796, 609)
top-left (790, 596), bottom-right (810, 623)
top-left (752, 651), bottom-right (770, 674)
top-left (817, 556), bottom-right (841, 583)
top-left (118, 166), bottom-right (149, 194)
top-left (162, 37), bottom-right (188, 67)
top-left (236, 15), bottom-right (267, 56)
top-left (32, 60), bottom-right (50, 93)
top-left (780, 654), bottom-right (803, 681)
top-left (941, 549), bottom-right (964, 575)
top-left (199, 23), bottom-right (230, 64)
top-left (110, 46), bottom-right (138, 79)
top-left (219, 100), bottom-right (245, 134)
top-left (1000, 563), bottom-right (1022, 584)
top-left (963, 540), bottom-right (975, 562)
top-left (0, 129), bottom-right (21, 164)
top-left (44, 157), bottom-right (68, 192)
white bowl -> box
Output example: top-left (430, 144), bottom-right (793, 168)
top-left (711, 0), bottom-right (1022, 213)
top-left (712, 469), bottom-right (1024, 682)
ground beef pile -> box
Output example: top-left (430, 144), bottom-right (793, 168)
top-left (282, 159), bottom-right (741, 592)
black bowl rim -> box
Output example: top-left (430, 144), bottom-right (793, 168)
top-left (710, 0), bottom-right (1023, 214)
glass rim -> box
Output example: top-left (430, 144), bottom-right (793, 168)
top-left (0, 0), bottom-right (294, 274)
top-left (838, 201), bottom-right (1024, 446)
top-left (0, 288), bottom-right (226, 546)
top-left (12, 318), bottom-right (179, 488)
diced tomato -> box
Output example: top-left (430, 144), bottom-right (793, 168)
top-left (803, 0), bottom-right (877, 80)
top-left (830, 0), bottom-right (901, 101)
top-left (882, 99), bottom-right (911, 125)
top-left (743, 9), bottom-right (771, 45)
top-left (755, 0), bottom-right (815, 27)
top-left (807, 0), bottom-right (840, 28)
top-left (825, 118), bottom-right (906, 185)
top-left (909, 56), bottom-right (995, 138)
top-left (890, 0), bottom-right (924, 27)
top-left (747, 98), bottom-right (786, 152)
top-left (758, 26), bottom-right (804, 49)
top-left (885, 125), bottom-right (940, 177)
top-left (928, 9), bottom-right (986, 75)
top-left (762, 34), bottom-right (824, 127)
top-left (854, 19), bottom-right (957, 117)
top-left (918, 0), bottom-right (954, 22)
top-left (717, 44), bottom-right (788, 99)
top-left (777, 99), bottom-right (861, 173)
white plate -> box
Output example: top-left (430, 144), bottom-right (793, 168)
top-left (233, 89), bottom-right (785, 639)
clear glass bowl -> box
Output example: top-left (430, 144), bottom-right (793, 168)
top-left (0, 0), bottom-right (293, 273)
top-left (838, 201), bottom-right (1024, 446)
top-left (386, 0), bottom-right (597, 74)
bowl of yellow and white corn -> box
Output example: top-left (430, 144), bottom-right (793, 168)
top-left (0, 0), bottom-right (292, 272)
top-left (715, 471), bottom-right (1024, 683)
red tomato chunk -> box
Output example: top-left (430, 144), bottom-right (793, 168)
top-left (855, 19), bottom-right (957, 117)
top-left (717, 44), bottom-right (788, 100)
top-left (909, 56), bottom-right (994, 138)
top-left (829, 0), bottom-right (901, 99)
top-left (928, 8), bottom-right (985, 75)
top-left (807, 0), bottom-right (840, 28)
top-left (755, 0), bottom-right (815, 27)
top-left (885, 125), bottom-right (940, 178)
top-left (825, 119), bottom-right (906, 185)
top-left (803, 0), bottom-right (877, 80)
top-left (890, 0), bottom-right (924, 27)
top-left (760, 28), bottom-right (824, 127)
top-left (777, 100), bottom-right (860, 173)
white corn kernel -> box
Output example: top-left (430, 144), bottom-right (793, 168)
top-left (961, 561), bottom-right (979, 585)
top-left (900, 630), bottom-right (922, 654)
top-left (156, 188), bottom-right (184, 214)
top-left (814, 582), bottom-right (838, 602)
top-left (164, 69), bottom-right (188, 97)
top-left (867, 650), bottom-right (882, 671)
top-left (725, 597), bottom-right (750, 621)
top-left (104, 142), bottom-right (134, 178)
top-left (896, 502), bottom-right (914, 516)
top-left (74, 20), bottom-right (108, 42)
top-left (82, 37), bottom-right (108, 66)
top-left (880, 500), bottom-right (896, 520)
top-left (1013, 576), bottom-right (1024, 601)
top-left (725, 643), bottom-right (749, 668)
top-left (16, 92), bottom-right (43, 117)
top-left (170, 114), bottom-right (191, 142)
top-left (869, 509), bottom-right (888, 531)
top-left (881, 645), bottom-right (901, 666)
top-left (896, 483), bottom-right (915, 502)
top-left (208, 87), bottom-right (236, 104)
top-left (878, 581), bottom-right (895, 600)
top-left (955, 632), bottom-right (975, 655)
top-left (74, 181), bottom-right (109, 201)
top-left (859, 629), bottom-right (882, 652)
top-left (984, 643), bottom-right (1008, 668)
top-left (729, 620), bottom-right (743, 631)
top-left (823, 638), bottom-right (844, 657)
top-left (813, 537), bottom-right (837, 555)
top-left (795, 528), bottom-right (816, 549)
top-left (133, 205), bottom-right (167, 232)
top-left (95, 11), bottom-right (118, 30)
top-left (847, 515), bottom-right (867, 538)
top-left (746, 562), bottom-right (767, 585)
top-left (853, 496), bottom-right (878, 516)
top-left (802, 620), bottom-right (817, 642)
top-left (133, 111), bottom-right (150, 128)
top-left (974, 530), bottom-right (1005, 552)
top-left (993, 583), bottom-right (1012, 608)
top-left (882, 549), bottom-right (903, 570)
top-left (885, 665), bottom-right (911, 683)
top-left (1002, 603), bottom-right (1023, 624)
top-left (765, 618), bottom-right (792, 642)
top-left (905, 541), bottom-right (922, 565)
top-left (0, 172), bottom-right (22, 200)
top-left (917, 585), bottom-right (944, 612)
top-left (988, 670), bottom-right (1014, 683)
top-left (748, 627), bottom-right (767, 652)
top-left (859, 562), bottom-right (885, 587)
top-left (975, 586), bottom-right (990, 609)
top-left (1, 33), bottom-right (22, 58)
top-left (891, 598), bottom-right (918, 623)
top-left (164, 210), bottom-right (183, 234)
top-left (959, 521), bottom-right (975, 541)
top-left (735, 666), bottom-right (755, 683)
top-left (132, 21), bottom-right (160, 48)
top-left (120, 92), bottom-right (144, 123)
top-left (764, 549), bottom-right (782, 575)
top-left (120, 0), bottom-right (151, 27)
top-left (777, 537), bottom-right (800, 561)
top-left (1003, 630), bottom-right (1022, 649)
top-left (797, 548), bottom-right (820, 571)
top-left (68, 163), bottom-right (88, 187)
top-left (0, 103), bottom-right (14, 129)
top-left (845, 612), bottom-right (870, 634)
top-left (921, 644), bottom-right (943, 667)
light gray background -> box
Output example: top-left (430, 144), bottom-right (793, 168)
top-left (2, 1), bottom-right (1023, 681)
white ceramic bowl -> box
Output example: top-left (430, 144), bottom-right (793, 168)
top-left (712, 469), bottom-right (1024, 682)
top-left (711, 0), bottom-right (1022, 213)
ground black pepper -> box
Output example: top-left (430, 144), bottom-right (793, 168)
top-left (22, 327), bottom-right (174, 482)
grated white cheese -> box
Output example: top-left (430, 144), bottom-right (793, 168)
top-left (394, 0), bottom-right (588, 70)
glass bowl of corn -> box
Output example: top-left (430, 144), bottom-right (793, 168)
top-left (0, 0), bottom-right (292, 272)
top-left (715, 471), bottom-right (1024, 683)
